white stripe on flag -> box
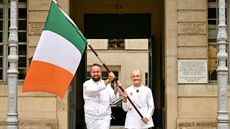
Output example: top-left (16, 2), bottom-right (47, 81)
top-left (33, 30), bottom-right (82, 75)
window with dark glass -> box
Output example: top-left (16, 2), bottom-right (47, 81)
top-left (208, 0), bottom-right (227, 81)
top-left (0, 0), bottom-right (27, 82)
top-left (108, 38), bottom-right (125, 49)
top-left (145, 72), bottom-right (148, 86)
top-left (0, 6), bottom-right (3, 80)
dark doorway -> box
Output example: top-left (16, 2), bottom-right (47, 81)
top-left (84, 14), bottom-right (151, 38)
top-left (68, 54), bottom-right (87, 129)
top-left (68, 13), bottom-right (164, 129)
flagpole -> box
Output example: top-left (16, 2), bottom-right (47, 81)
top-left (88, 43), bottom-right (144, 119)
top-left (7, 0), bottom-right (19, 129)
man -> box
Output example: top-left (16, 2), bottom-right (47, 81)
top-left (122, 69), bottom-right (154, 129)
top-left (83, 63), bottom-right (119, 129)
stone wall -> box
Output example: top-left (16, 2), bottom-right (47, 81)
top-left (27, 0), bottom-right (69, 129)
top-left (0, 85), bottom-right (63, 129)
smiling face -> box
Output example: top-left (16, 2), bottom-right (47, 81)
top-left (131, 69), bottom-right (142, 87)
top-left (90, 65), bottom-right (102, 82)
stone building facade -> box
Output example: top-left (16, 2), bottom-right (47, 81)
top-left (0, 0), bottom-right (230, 129)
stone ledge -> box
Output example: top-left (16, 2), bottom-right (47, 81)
top-left (0, 85), bottom-right (57, 97)
top-left (0, 118), bottom-right (57, 129)
top-left (177, 118), bottom-right (216, 129)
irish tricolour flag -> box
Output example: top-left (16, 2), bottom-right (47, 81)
top-left (23, 0), bottom-right (87, 98)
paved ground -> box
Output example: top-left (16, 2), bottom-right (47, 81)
top-left (110, 126), bottom-right (125, 129)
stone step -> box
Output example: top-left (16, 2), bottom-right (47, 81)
top-left (110, 126), bottom-right (125, 129)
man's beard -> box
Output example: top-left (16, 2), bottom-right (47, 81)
top-left (92, 75), bottom-right (101, 82)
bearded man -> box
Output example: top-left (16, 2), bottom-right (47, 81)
top-left (83, 63), bottom-right (119, 129)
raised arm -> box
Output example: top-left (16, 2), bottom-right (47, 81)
top-left (83, 80), bottom-right (106, 96)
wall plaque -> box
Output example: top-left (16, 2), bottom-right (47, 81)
top-left (178, 59), bottom-right (208, 83)
top-left (178, 23), bottom-right (206, 34)
top-left (29, 22), bottom-right (44, 35)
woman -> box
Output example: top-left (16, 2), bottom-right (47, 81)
top-left (121, 69), bottom-right (154, 129)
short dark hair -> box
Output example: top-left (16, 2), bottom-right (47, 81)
top-left (90, 63), bottom-right (101, 72)
top-left (91, 63), bottom-right (101, 68)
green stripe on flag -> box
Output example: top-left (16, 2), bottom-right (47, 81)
top-left (44, 1), bottom-right (87, 54)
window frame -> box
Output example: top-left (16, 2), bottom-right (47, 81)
top-left (0, 0), bottom-right (27, 83)
top-left (208, 0), bottom-right (229, 83)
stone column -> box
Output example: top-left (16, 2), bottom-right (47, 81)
top-left (7, 0), bottom-right (18, 129)
top-left (216, 0), bottom-right (229, 129)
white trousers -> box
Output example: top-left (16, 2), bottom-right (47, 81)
top-left (85, 117), bottom-right (110, 129)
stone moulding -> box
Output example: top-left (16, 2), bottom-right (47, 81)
top-left (0, 118), bottom-right (57, 129)
top-left (177, 119), bottom-right (216, 129)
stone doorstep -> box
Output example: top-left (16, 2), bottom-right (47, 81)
top-left (1, 119), bottom-right (123, 129)
top-left (110, 126), bottom-right (125, 129)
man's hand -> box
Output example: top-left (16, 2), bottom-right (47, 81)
top-left (104, 72), bottom-right (115, 86)
top-left (108, 72), bottom-right (115, 82)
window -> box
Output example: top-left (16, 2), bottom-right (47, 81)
top-left (0, 0), bottom-right (27, 82)
top-left (108, 38), bottom-right (125, 49)
top-left (145, 72), bottom-right (148, 86)
top-left (208, 0), bottom-right (228, 81)
top-left (17, 1), bottom-right (27, 80)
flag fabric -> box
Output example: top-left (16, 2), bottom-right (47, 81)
top-left (22, 0), bottom-right (87, 98)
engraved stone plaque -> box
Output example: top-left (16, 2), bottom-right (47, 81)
top-left (178, 59), bottom-right (208, 83)
top-left (178, 23), bottom-right (206, 34)
top-left (29, 22), bottom-right (44, 35)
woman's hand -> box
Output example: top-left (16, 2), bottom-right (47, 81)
top-left (142, 117), bottom-right (149, 124)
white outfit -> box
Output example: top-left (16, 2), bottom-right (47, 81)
top-left (83, 79), bottom-right (119, 129)
top-left (122, 85), bottom-right (154, 129)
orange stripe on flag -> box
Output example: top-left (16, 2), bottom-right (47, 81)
top-left (23, 60), bottom-right (73, 98)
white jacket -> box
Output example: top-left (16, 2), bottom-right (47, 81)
top-left (122, 85), bottom-right (154, 128)
top-left (83, 79), bottom-right (118, 120)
